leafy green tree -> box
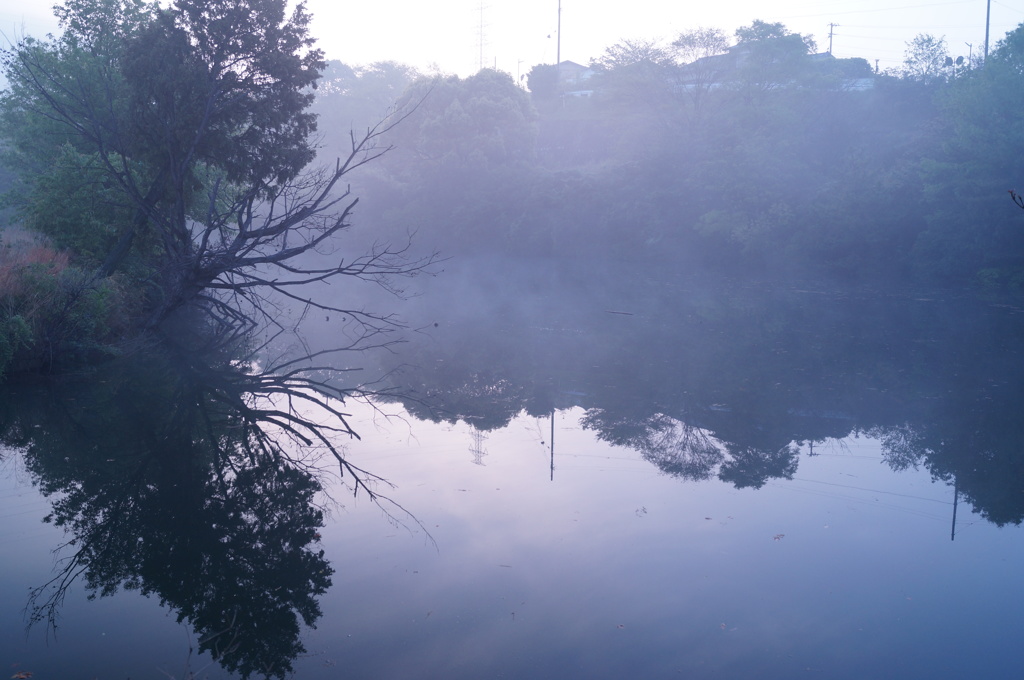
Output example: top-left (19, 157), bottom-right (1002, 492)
top-left (589, 38), bottom-right (675, 103)
top-left (672, 27), bottom-right (731, 111)
top-left (990, 22), bottom-right (1024, 71)
top-left (526, 63), bottom-right (560, 103)
top-left (583, 38), bottom-right (684, 156)
top-left (390, 69), bottom-right (537, 170)
top-left (2, 0), bottom-right (424, 341)
top-left (915, 23), bottom-right (1024, 283)
top-left (735, 20), bottom-right (798, 44)
top-left (894, 33), bottom-right (950, 83)
top-left (590, 38), bottom-right (671, 71)
top-left (365, 69), bottom-right (538, 253)
top-left (3, 0), bottom-right (323, 210)
top-left (729, 20), bottom-right (817, 99)
top-left (313, 60), bottom-right (420, 161)
top-left (6, 145), bottom-right (140, 270)
top-left (673, 27), bottom-right (731, 63)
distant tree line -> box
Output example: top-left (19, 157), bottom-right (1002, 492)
top-left (3, 12), bottom-right (1024, 373)
top-left (310, 20), bottom-right (1024, 289)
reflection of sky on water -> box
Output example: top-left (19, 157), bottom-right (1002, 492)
top-left (2, 396), bottom-right (1022, 679)
top-left (299, 404), bottom-right (1024, 679)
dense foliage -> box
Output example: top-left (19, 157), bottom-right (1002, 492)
top-left (0, 8), bottom-right (415, 664)
top-left (0, 0), bottom-right (428, 377)
top-left (3, 9), bottom-right (1024, 361)
top-left (318, 21), bottom-right (1024, 289)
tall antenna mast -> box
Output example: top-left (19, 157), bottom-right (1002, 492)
top-left (477, 2), bottom-right (489, 72)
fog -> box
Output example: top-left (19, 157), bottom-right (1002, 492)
top-left (3, 12), bottom-right (1024, 679)
top-left (286, 20), bottom-right (1024, 510)
top-left (283, 19), bottom-right (1024, 370)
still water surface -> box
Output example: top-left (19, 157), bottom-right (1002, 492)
top-left (2, 264), bottom-right (1023, 679)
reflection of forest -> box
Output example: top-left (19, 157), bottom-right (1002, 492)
top-left (373, 260), bottom-right (1024, 526)
top-left (0, 347), bottom-right (336, 679)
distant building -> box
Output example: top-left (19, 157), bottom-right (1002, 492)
top-left (678, 43), bottom-right (875, 92)
top-left (557, 60), bottom-right (595, 95)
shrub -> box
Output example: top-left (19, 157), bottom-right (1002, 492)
top-left (0, 238), bottom-right (138, 375)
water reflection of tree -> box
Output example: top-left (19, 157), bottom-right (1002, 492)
top-left (580, 408), bottom-right (801, 488)
top-left (876, 378), bottom-right (1024, 527)
top-left (0, 346), bottom-right (356, 679)
top-left (717, 444), bottom-right (800, 489)
top-left (375, 265), bottom-right (1024, 524)
top-left (581, 410), bottom-right (724, 481)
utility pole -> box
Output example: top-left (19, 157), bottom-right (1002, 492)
top-left (951, 476), bottom-right (959, 541)
top-left (550, 408), bottom-right (555, 481)
top-left (984, 0), bottom-right (991, 63)
top-left (556, 1), bottom-right (564, 110)
top-left (827, 23), bottom-right (839, 55)
top-left (557, 0), bottom-right (562, 67)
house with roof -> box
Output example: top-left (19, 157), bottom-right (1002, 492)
top-left (679, 41), bottom-right (874, 93)
top-left (557, 60), bottom-right (596, 97)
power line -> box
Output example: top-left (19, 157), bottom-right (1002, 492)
top-left (788, 476), bottom-right (953, 505)
top-left (993, 0), bottom-right (1024, 16)
top-left (780, 0), bottom-right (977, 20)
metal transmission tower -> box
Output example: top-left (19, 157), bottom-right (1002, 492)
top-left (477, 2), bottom-right (491, 72)
top-left (469, 427), bottom-right (488, 466)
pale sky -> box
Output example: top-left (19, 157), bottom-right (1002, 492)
top-left (2, 0), bottom-right (1023, 80)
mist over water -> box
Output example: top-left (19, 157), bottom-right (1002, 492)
top-left (5, 257), bottom-right (1024, 678)
top-left (4, 10), bottom-right (1024, 678)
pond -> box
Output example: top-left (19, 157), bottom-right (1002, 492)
top-left (2, 259), bottom-right (1023, 679)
